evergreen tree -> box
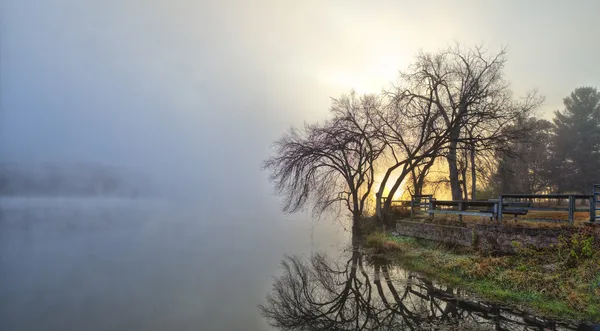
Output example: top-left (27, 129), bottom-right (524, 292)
top-left (550, 87), bottom-right (600, 193)
top-left (494, 118), bottom-right (553, 194)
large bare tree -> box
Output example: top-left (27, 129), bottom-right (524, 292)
top-left (398, 44), bottom-right (538, 200)
top-left (264, 92), bottom-right (385, 225)
top-left (374, 82), bottom-right (455, 219)
top-left (457, 91), bottom-right (542, 200)
top-left (266, 44), bottom-right (542, 224)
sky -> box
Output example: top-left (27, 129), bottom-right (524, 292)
top-left (1, 0), bottom-right (599, 201)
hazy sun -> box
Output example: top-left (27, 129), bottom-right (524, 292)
top-left (374, 175), bottom-right (406, 200)
top-left (317, 54), bottom-right (405, 94)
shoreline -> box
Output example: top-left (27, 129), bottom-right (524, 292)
top-left (364, 230), bottom-right (600, 324)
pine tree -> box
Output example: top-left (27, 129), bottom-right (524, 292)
top-left (550, 87), bottom-right (600, 193)
top-left (494, 118), bottom-right (553, 194)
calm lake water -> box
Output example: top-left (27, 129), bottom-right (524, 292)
top-left (0, 198), bottom-right (592, 330)
top-left (0, 197), bottom-right (350, 331)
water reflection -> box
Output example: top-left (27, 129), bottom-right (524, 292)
top-left (261, 233), bottom-right (590, 331)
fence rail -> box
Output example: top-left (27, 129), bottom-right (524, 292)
top-left (497, 194), bottom-right (594, 224)
top-left (383, 192), bottom-right (599, 225)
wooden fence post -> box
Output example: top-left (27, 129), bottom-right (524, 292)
top-left (410, 197), bottom-right (414, 219)
top-left (568, 195), bottom-right (575, 225)
top-left (498, 195), bottom-right (503, 223)
top-left (428, 197), bottom-right (434, 220)
top-left (458, 202), bottom-right (463, 222)
top-left (492, 202), bottom-right (498, 222)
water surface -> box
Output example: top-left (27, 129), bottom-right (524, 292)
top-left (1, 198), bottom-right (593, 330)
top-left (260, 235), bottom-right (590, 331)
top-left (0, 197), bottom-right (349, 330)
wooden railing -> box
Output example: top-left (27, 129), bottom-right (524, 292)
top-left (497, 194), bottom-right (595, 224)
top-left (424, 198), bottom-right (499, 222)
top-left (388, 194), bottom-right (598, 225)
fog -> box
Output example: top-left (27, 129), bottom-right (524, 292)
top-left (1, 0), bottom-right (599, 330)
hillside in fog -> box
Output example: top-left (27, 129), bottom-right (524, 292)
top-left (0, 163), bottom-right (152, 197)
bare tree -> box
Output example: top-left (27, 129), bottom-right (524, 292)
top-left (264, 92), bottom-right (385, 225)
top-left (266, 45), bottom-right (542, 224)
top-left (406, 155), bottom-right (437, 198)
top-left (399, 44), bottom-right (539, 200)
top-left (460, 91), bottom-right (542, 199)
top-left (374, 81), bottom-right (455, 219)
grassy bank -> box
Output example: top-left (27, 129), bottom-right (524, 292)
top-left (364, 230), bottom-right (600, 323)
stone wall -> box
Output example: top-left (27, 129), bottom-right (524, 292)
top-left (396, 220), bottom-right (573, 254)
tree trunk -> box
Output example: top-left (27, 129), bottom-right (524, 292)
top-left (447, 137), bottom-right (463, 200)
top-left (461, 167), bottom-right (468, 200)
top-left (383, 179), bottom-right (402, 216)
top-left (375, 164), bottom-right (401, 220)
top-left (410, 167), bottom-right (420, 197)
top-left (416, 157), bottom-right (436, 196)
top-left (382, 167), bottom-right (411, 217)
top-left (470, 145), bottom-right (477, 200)
top-left (352, 191), bottom-right (360, 226)
top-left (375, 192), bottom-right (383, 222)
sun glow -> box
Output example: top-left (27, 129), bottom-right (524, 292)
top-left (374, 174), bottom-right (406, 201)
top-left (317, 54), bottom-right (407, 94)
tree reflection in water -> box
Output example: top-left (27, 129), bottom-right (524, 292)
top-left (260, 235), bottom-right (587, 331)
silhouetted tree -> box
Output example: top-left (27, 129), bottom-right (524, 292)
top-left (406, 155), bottom-right (437, 198)
top-left (374, 88), bottom-right (452, 219)
top-left (264, 92), bottom-right (385, 225)
top-left (398, 44), bottom-right (540, 200)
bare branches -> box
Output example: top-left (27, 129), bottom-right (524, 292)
top-left (265, 43), bottom-right (543, 220)
top-left (263, 92), bottom-right (385, 220)
top-left (389, 44), bottom-right (541, 200)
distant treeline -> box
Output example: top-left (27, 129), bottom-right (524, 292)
top-left (0, 164), bottom-right (149, 197)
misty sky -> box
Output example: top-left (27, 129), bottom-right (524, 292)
top-left (1, 0), bottom-right (599, 200)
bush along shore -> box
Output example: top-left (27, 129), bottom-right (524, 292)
top-left (364, 227), bottom-right (600, 323)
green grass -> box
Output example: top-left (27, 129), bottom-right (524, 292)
top-left (364, 231), bottom-right (600, 323)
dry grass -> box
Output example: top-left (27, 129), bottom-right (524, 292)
top-left (364, 230), bottom-right (600, 322)
top-left (414, 211), bottom-right (596, 229)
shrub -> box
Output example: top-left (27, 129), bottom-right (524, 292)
top-left (558, 232), bottom-right (595, 268)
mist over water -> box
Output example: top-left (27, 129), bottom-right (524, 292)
top-left (0, 195), bottom-right (350, 331)
top-left (0, 1), bottom-right (353, 327)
